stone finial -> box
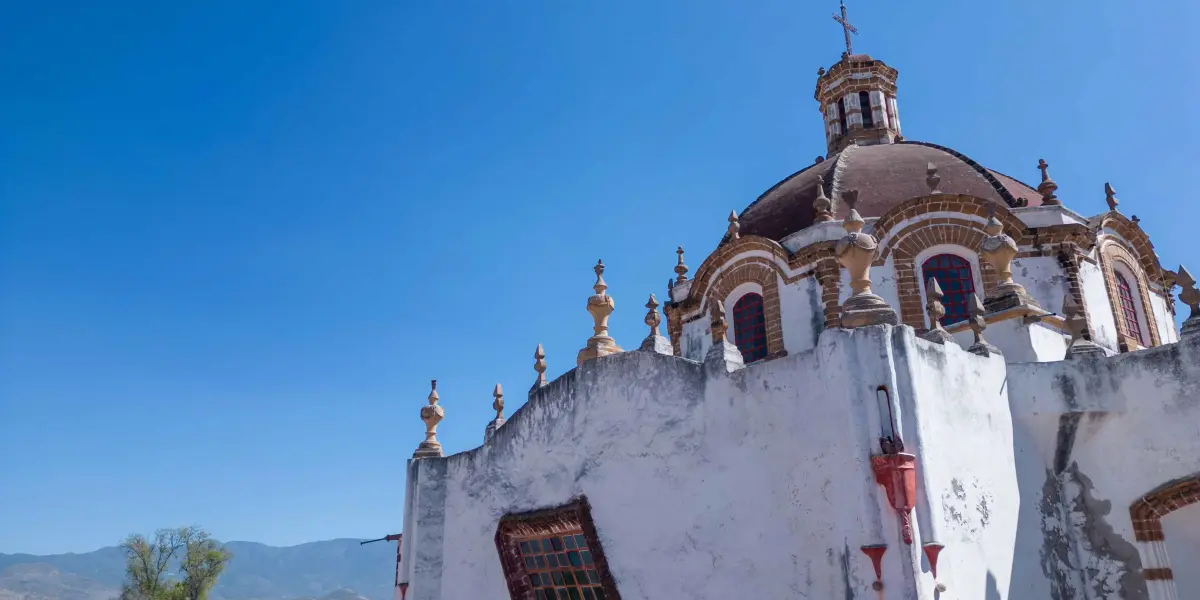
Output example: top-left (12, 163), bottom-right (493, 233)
top-left (1062, 293), bottom-right (1106, 359)
top-left (484, 383), bottom-right (507, 443)
top-left (1036, 159), bottom-right (1061, 206)
top-left (577, 260), bottom-right (623, 366)
top-left (644, 294), bottom-right (662, 336)
top-left (492, 384), bottom-right (504, 420)
top-left (1131, 215), bottom-right (1141, 225)
top-left (966, 294), bottom-right (1000, 356)
top-left (919, 278), bottom-right (954, 344)
top-left (413, 379), bottom-right (445, 458)
top-left (978, 209), bottom-right (1038, 312)
top-left (704, 298), bottom-right (744, 372)
top-left (925, 162), bottom-right (942, 195)
top-left (835, 206), bottom-right (898, 328)
top-left (674, 246), bottom-right (689, 283)
top-left (639, 293), bottom-right (674, 355)
top-left (813, 182), bottom-right (834, 223)
top-left (727, 210), bottom-right (741, 240)
top-left (710, 299), bottom-right (729, 344)
top-left (1104, 182), bottom-right (1119, 212)
top-left (843, 188), bottom-right (860, 210)
top-left (532, 344), bottom-right (548, 389)
top-left (1178, 265), bottom-right (1200, 337)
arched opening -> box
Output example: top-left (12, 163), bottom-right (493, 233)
top-left (1114, 269), bottom-right (1145, 346)
top-left (1130, 474), bottom-right (1200, 597)
top-left (837, 97), bottom-right (848, 135)
top-left (920, 254), bottom-right (976, 326)
top-left (732, 293), bottom-right (768, 363)
top-left (859, 91), bottom-right (874, 128)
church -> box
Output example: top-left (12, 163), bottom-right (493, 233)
top-left (395, 5), bottom-right (1200, 599)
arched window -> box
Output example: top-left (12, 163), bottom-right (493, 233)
top-left (732, 293), bottom-right (768, 362)
top-left (837, 98), bottom-right (848, 134)
top-left (1115, 271), bottom-right (1144, 346)
top-left (859, 91), bottom-right (874, 128)
top-left (921, 254), bottom-right (976, 326)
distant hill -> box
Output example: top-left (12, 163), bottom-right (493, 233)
top-left (0, 539), bottom-right (396, 600)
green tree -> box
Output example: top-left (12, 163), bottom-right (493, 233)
top-left (119, 527), bottom-right (232, 600)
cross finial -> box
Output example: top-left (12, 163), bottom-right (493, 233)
top-left (832, 0), bottom-right (859, 57)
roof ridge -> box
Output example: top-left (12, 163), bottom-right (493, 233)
top-left (899, 140), bottom-right (1024, 208)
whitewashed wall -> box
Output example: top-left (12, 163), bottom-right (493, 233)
top-left (778, 276), bottom-right (822, 354)
top-left (1080, 259), bottom-right (1120, 352)
top-left (1011, 256), bottom-right (1069, 316)
top-left (1007, 336), bottom-right (1200, 599)
top-left (1149, 292), bottom-right (1178, 345)
top-left (401, 327), bottom-right (1027, 600)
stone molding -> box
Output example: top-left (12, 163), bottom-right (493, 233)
top-left (1098, 240), bottom-right (1162, 350)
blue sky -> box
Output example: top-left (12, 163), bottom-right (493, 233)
top-left (1, 0), bottom-right (1197, 555)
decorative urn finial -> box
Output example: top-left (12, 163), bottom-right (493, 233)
top-left (704, 297), bottom-right (744, 371)
top-left (674, 246), bottom-right (689, 283)
top-left (1104, 182), bottom-right (1119, 212)
top-left (978, 207), bottom-right (1037, 312)
top-left (413, 379), bottom-right (445, 458)
top-left (925, 162), bottom-right (942, 195)
top-left (577, 260), bottom-right (623, 366)
top-left (1036, 159), bottom-right (1061, 206)
top-left (532, 344), bottom-right (548, 389)
top-left (966, 294), bottom-right (1000, 356)
top-left (813, 182), bottom-right (834, 223)
top-left (726, 210), bottom-right (741, 241)
top-left (834, 199), bottom-right (899, 328)
top-left (919, 278), bottom-right (954, 344)
top-left (639, 293), bottom-right (673, 355)
top-left (1178, 265), bottom-right (1200, 337)
top-left (484, 383), bottom-right (506, 443)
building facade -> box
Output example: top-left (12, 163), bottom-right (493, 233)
top-left (396, 19), bottom-right (1200, 600)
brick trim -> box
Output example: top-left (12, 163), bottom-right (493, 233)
top-left (883, 219), bottom-right (999, 329)
top-left (1096, 213), bottom-right (1162, 280)
top-left (1056, 246), bottom-right (1095, 341)
top-left (1143, 568), bottom-right (1174, 581)
top-left (494, 496), bottom-right (623, 600)
top-left (680, 236), bottom-right (791, 311)
top-left (1098, 240), bottom-right (1162, 349)
top-left (815, 257), bottom-right (842, 330)
top-left (705, 261), bottom-right (786, 358)
top-left (1129, 473), bottom-right (1200, 542)
top-left (872, 195), bottom-right (1027, 261)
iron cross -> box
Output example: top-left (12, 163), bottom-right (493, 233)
top-left (832, 0), bottom-right (858, 56)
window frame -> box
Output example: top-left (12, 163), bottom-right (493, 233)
top-left (920, 253), bottom-right (978, 327)
top-left (837, 97), bottom-right (848, 135)
top-left (494, 496), bottom-right (623, 600)
top-left (858, 91), bottom-right (875, 128)
top-left (731, 292), bottom-right (769, 362)
top-left (1113, 266), bottom-right (1146, 347)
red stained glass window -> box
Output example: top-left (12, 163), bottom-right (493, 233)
top-left (732, 293), bottom-right (768, 362)
top-left (517, 532), bottom-right (607, 600)
top-left (921, 254), bottom-right (976, 326)
top-left (1115, 271), bottom-right (1144, 346)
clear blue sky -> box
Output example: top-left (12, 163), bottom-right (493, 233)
top-left (1, 0), bottom-right (1196, 555)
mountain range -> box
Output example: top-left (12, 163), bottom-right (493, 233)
top-left (0, 539), bottom-right (396, 600)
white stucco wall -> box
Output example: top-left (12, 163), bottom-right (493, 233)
top-left (1148, 291), bottom-right (1179, 345)
top-left (1006, 335), bottom-right (1200, 599)
top-left (1012, 255), bottom-right (1069, 316)
top-left (1079, 258), bottom-right (1120, 352)
top-left (1163, 504), bottom-right (1200, 594)
top-left (679, 314), bottom-right (710, 361)
top-left (401, 326), bottom-right (1030, 600)
top-left (778, 276), bottom-right (822, 354)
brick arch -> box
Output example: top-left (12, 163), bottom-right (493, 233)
top-left (872, 194), bottom-right (1027, 261)
top-left (1097, 213), bottom-right (1163, 280)
top-left (705, 261), bottom-right (785, 359)
top-left (1099, 239), bottom-right (1162, 349)
top-left (1129, 473), bottom-right (1200, 584)
top-left (886, 220), bottom-right (1000, 329)
top-left (680, 235), bottom-right (790, 311)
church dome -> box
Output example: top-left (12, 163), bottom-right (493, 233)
top-left (736, 141), bottom-right (1044, 242)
